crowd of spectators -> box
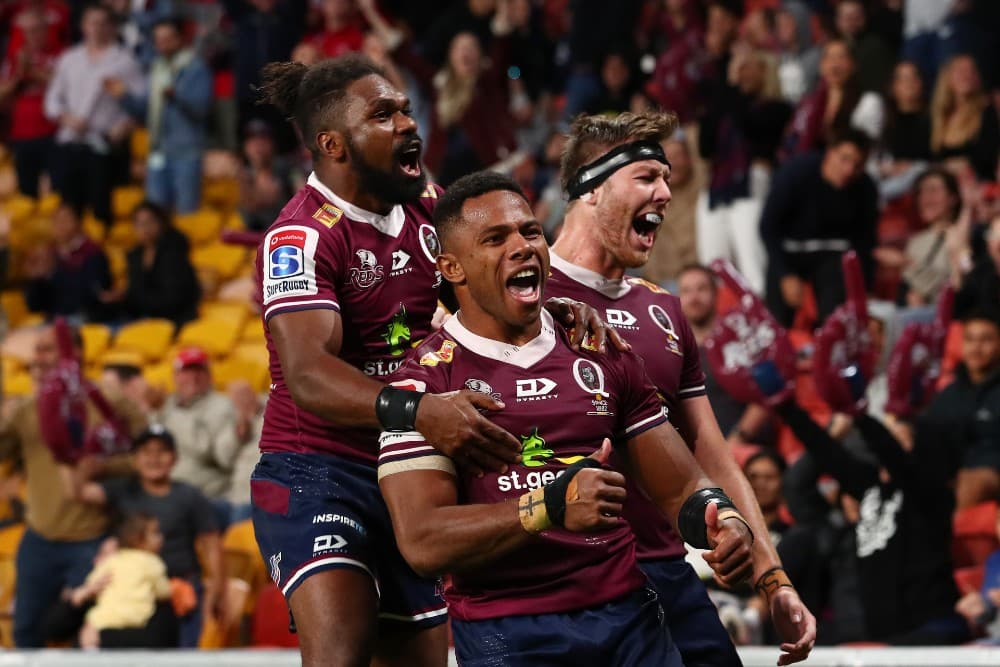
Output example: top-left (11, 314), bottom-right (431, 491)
top-left (0, 0), bottom-right (997, 652)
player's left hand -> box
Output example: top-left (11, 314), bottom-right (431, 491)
top-left (769, 587), bottom-right (816, 665)
top-left (701, 502), bottom-right (753, 587)
top-left (543, 297), bottom-right (630, 353)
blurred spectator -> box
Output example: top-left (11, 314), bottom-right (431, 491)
top-left (782, 38), bottom-right (884, 158)
top-left (1, 0), bottom-right (70, 61)
top-left (224, 380), bottom-right (263, 524)
top-left (835, 0), bottom-right (894, 94)
top-left (901, 0), bottom-right (993, 91)
top-left (24, 203), bottom-right (112, 322)
top-left (877, 60), bottom-right (932, 202)
top-left (954, 215), bottom-right (1000, 318)
top-left (0, 325), bottom-right (140, 647)
top-left (303, 0), bottom-right (363, 58)
top-left (644, 0), bottom-right (735, 125)
top-left (922, 310), bottom-right (1000, 509)
top-left (774, 1), bottom-right (819, 105)
top-left (420, 0), bottom-right (496, 68)
top-left (956, 511), bottom-right (1000, 640)
top-left (222, 0), bottom-right (307, 145)
top-left (583, 49), bottom-right (640, 116)
top-left (678, 264), bottom-right (773, 445)
top-left (100, 351), bottom-right (162, 416)
top-left (643, 134), bottom-right (701, 286)
top-left (697, 45), bottom-right (791, 294)
top-left (156, 348), bottom-right (240, 514)
top-left (636, 0), bottom-right (703, 57)
top-left (930, 54), bottom-right (999, 182)
top-left (0, 7), bottom-right (60, 198)
top-left (43, 3), bottom-right (143, 227)
top-left (237, 120), bottom-right (294, 231)
top-left (100, 0), bottom-right (175, 67)
top-left (873, 167), bottom-right (962, 307)
top-left (762, 128), bottom-right (878, 327)
top-left (100, 201), bottom-right (201, 326)
top-left (69, 426), bottom-right (225, 647)
top-left (530, 131), bottom-right (568, 238)
top-left (72, 512), bottom-right (176, 648)
top-left (110, 17), bottom-right (213, 215)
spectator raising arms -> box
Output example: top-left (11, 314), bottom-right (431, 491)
top-left (110, 17), bottom-right (214, 215)
top-left (100, 201), bottom-right (201, 326)
top-left (24, 203), bottom-right (112, 323)
top-left (930, 54), bottom-right (1000, 182)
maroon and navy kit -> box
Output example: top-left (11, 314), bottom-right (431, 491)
top-left (546, 251), bottom-right (742, 666)
top-left (378, 310), bottom-right (683, 664)
top-left (250, 173), bottom-right (446, 625)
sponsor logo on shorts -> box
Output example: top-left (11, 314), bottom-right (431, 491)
top-left (648, 304), bottom-right (681, 355)
top-left (420, 340), bottom-right (456, 366)
top-left (263, 226), bottom-right (320, 305)
top-left (350, 249), bottom-right (385, 289)
top-left (312, 514), bottom-right (366, 535)
top-left (515, 378), bottom-right (557, 401)
top-left (269, 552), bottom-right (281, 584)
top-left (313, 534), bottom-right (348, 554)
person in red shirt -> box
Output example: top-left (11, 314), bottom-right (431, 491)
top-left (302, 0), bottom-right (364, 58)
top-left (0, 6), bottom-right (61, 197)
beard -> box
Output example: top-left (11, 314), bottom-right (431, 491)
top-left (346, 136), bottom-right (428, 206)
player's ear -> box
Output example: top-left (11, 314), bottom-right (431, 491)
top-left (437, 253), bottom-right (466, 286)
top-left (316, 129), bottom-right (347, 160)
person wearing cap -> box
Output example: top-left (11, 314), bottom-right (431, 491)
top-left (544, 111), bottom-right (815, 665)
top-left (65, 424), bottom-right (226, 647)
top-left (0, 324), bottom-right (146, 647)
top-left (155, 347), bottom-right (240, 519)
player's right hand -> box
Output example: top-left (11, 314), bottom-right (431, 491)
top-left (562, 439), bottom-right (626, 532)
top-left (415, 390), bottom-right (522, 475)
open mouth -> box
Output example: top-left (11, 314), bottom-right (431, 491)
top-left (505, 267), bottom-right (541, 303)
top-left (631, 212), bottom-right (663, 249)
top-left (397, 143), bottom-right (422, 178)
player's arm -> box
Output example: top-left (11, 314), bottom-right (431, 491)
top-left (270, 309), bottom-right (520, 470)
top-left (379, 441), bottom-right (623, 577)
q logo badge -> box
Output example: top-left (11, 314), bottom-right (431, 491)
top-left (649, 304), bottom-right (682, 355)
top-left (574, 359), bottom-right (613, 416)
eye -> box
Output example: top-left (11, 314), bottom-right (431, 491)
top-left (522, 225), bottom-right (542, 239)
top-left (402, 106), bottom-right (414, 116)
top-left (373, 109), bottom-right (392, 120)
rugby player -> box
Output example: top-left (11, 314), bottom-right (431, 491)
top-left (377, 172), bottom-right (755, 665)
top-left (251, 55), bottom-right (618, 667)
top-left (546, 111), bottom-right (816, 666)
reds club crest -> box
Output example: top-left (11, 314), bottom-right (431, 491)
top-left (350, 249), bottom-right (385, 289)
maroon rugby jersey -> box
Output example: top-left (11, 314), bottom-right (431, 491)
top-left (546, 252), bottom-right (706, 559)
top-left (255, 173), bottom-right (443, 463)
top-left (378, 310), bottom-right (669, 620)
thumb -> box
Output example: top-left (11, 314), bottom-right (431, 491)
top-left (462, 389), bottom-right (505, 411)
top-left (705, 501), bottom-right (720, 537)
top-left (588, 438), bottom-right (612, 464)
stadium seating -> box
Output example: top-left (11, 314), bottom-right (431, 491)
top-left (111, 185), bottom-right (145, 221)
top-left (954, 565), bottom-right (986, 595)
top-left (79, 323), bottom-right (113, 366)
top-left (175, 209), bottom-right (223, 246)
top-left (192, 243), bottom-right (249, 283)
top-left (177, 317), bottom-right (241, 359)
top-left (109, 318), bottom-right (176, 363)
top-left (952, 501), bottom-right (1000, 569)
top-left (250, 583), bottom-right (298, 648)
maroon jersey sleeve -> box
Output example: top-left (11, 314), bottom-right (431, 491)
top-left (674, 301), bottom-right (707, 400)
top-left (260, 220), bottom-right (344, 323)
top-left (607, 349), bottom-right (669, 441)
top-left (377, 345), bottom-right (456, 480)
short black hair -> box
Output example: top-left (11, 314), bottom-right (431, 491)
top-left (104, 364), bottom-right (142, 382)
top-left (960, 307), bottom-right (1000, 330)
top-left (133, 199), bottom-right (172, 228)
top-left (116, 512), bottom-right (157, 549)
top-left (826, 127), bottom-right (872, 155)
top-left (743, 449), bottom-right (787, 475)
top-left (258, 55), bottom-right (387, 157)
top-left (152, 16), bottom-right (185, 35)
top-left (913, 166), bottom-right (961, 222)
top-left (432, 171), bottom-right (527, 249)
top-left (132, 425), bottom-right (177, 452)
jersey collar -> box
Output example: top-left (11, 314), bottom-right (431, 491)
top-left (443, 309), bottom-right (557, 369)
top-left (307, 172), bottom-right (405, 238)
top-left (549, 250), bottom-right (631, 299)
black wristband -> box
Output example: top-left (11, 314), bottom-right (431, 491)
top-left (678, 487), bottom-right (737, 549)
top-left (543, 458), bottom-right (602, 526)
top-left (375, 386), bottom-right (424, 432)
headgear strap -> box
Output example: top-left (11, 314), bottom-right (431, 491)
top-left (566, 140), bottom-right (671, 200)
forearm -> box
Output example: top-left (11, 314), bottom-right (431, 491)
top-left (284, 353), bottom-right (384, 428)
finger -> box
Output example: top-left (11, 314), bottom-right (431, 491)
top-left (841, 250), bottom-right (868, 320)
top-left (596, 501), bottom-right (623, 516)
top-left (704, 500), bottom-right (719, 536)
top-left (607, 326), bottom-right (631, 352)
top-left (587, 438), bottom-right (613, 464)
top-left (462, 389), bottom-right (506, 411)
top-left (595, 483), bottom-right (627, 504)
top-left (599, 470), bottom-right (627, 488)
top-left (471, 414), bottom-right (522, 454)
top-left (702, 534), bottom-right (739, 563)
top-left (570, 306), bottom-right (588, 349)
top-left (719, 558), bottom-right (753, 583)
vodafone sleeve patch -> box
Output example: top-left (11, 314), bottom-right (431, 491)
top-left (262, 225), bottom-right (339, 319)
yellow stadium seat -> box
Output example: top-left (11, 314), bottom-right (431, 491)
top-left (106, 247), bottom-right (128, 283)
top-left (176, 317), bottom-right (240, 359)
top-left (0, 291), bottom-right (29, 328)
top-left (232, 340), bottom-right (268, 366)
top-left (223, 211), bottom-right (246, 231)
top-left (106, 221), bottom-right (137, 248)
top-left (200, 301), bottom-right (250, 328)
top-left (202, 179), bottom-right (240, 211)
top-left (212, 355), bottom-right (269, 393)
top-left (223, 519), bottom-right (268, 610)
top-left (143, 359), bottom-right (175, 394)
top-left (111, 185), bottom-right (144, 221)
top-left (0, 524), bottom-right (24, 560)
top-left (0, 195), bottom-right (35, 225)
top-left (109, 318), bottom-right (175, 362)
top-left (192, 243), bottom-right (249, 282)
top-left (79, 324), bottom-right (112, 365)
top-left (0, 356), bottom-right (24, 378)
top-left (36, 192), bottom-right (60, 217)
top-left (240, 318), bottom-right (265, 343)
top-left (175, 209), bottom-right (223, 246)
top-left (82, 216), bottom-right (106, 243)
top-left (4, 371), bottom-right (33, 396)
top-left (130, 128), bottom-right (149, 161)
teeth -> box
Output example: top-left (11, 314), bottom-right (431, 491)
top-left (643, 213), bottom-right (663, 225)
top-left (514, 269), bottom-right (536, 278)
